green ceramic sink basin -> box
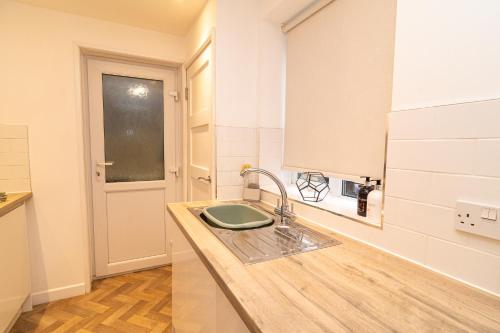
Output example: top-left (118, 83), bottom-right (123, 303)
top-left (202, 204), bottom-right (273, 229)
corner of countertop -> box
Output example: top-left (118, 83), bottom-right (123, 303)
top-left (0, 192), bottom-right (32, 218)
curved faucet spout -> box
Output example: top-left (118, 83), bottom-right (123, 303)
top-left (240, 168), bottom-right (294, 225)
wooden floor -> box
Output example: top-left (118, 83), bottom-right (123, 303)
top-left (11, 266), bottom-right (172, 333)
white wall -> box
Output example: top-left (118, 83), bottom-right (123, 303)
top-left (392, 0), bottom-right (500, 110)
top-left (257, 0), bottom-right (500, 295)
top-left (214, 0), bottom-right (260, 199)
top-left (185, 0), bottom-right (216, 60)
top-left (0, 1), bottom-right (185, 303)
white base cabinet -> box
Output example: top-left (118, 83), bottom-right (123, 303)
top-left (0, 204), bottom-right (31, 332)
top-left (172, 222), bottom-right (250, 333)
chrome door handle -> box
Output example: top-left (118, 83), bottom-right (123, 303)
top-left (197, 176), bottom-right (211, 183)
top-left (96, 161), bottom-right (114, 167)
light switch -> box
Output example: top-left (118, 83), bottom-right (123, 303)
top-left (488, 209), bottom-right (497, 221)
top-left (481, 208), bottom-right (490, 219)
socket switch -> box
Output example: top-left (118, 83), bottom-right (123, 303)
top-left (455, 201), bottom-right (500, 240)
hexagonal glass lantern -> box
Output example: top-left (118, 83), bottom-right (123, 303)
top-left (296, 172), bottom-right (330, 202)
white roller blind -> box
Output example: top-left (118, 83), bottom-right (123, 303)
top-left (283, 0), bottom-right (396, 179)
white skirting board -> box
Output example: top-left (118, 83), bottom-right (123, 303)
top-left (31, 283), bottom-right (86, 306)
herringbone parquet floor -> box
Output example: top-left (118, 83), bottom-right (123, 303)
top-left (11, 266), bottom-right (172, 333)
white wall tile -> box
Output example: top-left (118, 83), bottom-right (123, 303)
top-left (384, 197), bottom-right (457, 241)
top-left (0, 125), bottom-right (28, 139)
top-left (217, 156), bottom-right (258, 172)
top-left (389, 99), bottom-right (500, 140)
top-left (10, 138), bottom-right (29, 153)
top-left (475, 139), bottom-right (500, 177)
top-left (385, 196), bottom-right (500, 256)
top-left (0, 125), bottom-right (31, 192)
top-left (0, 179), bottom-right (31, 192)
top-left (387, 140), bottom-right (477, 174)
top-left (385, 169), bottom-right (432, 202)
top-left (216, 126), bottom-right (258, 158)
top-left (216, 171), bottom-right (243, 186)
top-left (381, 223), bottom-right (428, 263)
top-left (434, 99), bottom-right (500, 139)
top-left (0, 140), bottom-right (10, 152)
top-left (388, 109), bottom-right (436, 140)
top-left (216, 126), bottom-right (259, 200)
top-left (0, 152), bottom-right (29, 166)
top-left (0, 165), bottom-right (30, 179)
top-left (217, 185), bottom-right (243, 200)
top-left (429, 174), bottom-right (500, 208)
top-left (426, 238), bottom-right (500, 295)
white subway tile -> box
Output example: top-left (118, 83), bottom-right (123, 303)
top-left (475, 139), bottom-right (500, 177)
top-left (216, 171), bottom-right (233, 186)
top-left (0, 125), bottom-right (28, 139)
top-left (0, 165), bottom-right (30, 179)
top-left (0, 179), bottom-right (31, 192)
top-left (428, 173), bottom-right (462, 208)
top-left (434, 99), bottom-right (500, 139)
top-left (216, 171), bottom-right (244, 187)
top-left (384, 197), bottom-right (457, 241)
top-left (217, 126), bottom-right (258, 157)
top-left (216, 185), bottom-right (243, 200)
top-left (232, 171), bottom-right (245, 186)
top-left (217, 156), bottom-right (258, 172)
top-left (388, 109), bottom-right (436, 140)
top-left (259, 128), bottom-right (282, 143)
top-left (426, 238), bottom-right (500, 295)
top-left (387, 140), bottom-right (477, 174)
top-left (10, 139), bottom-right (29, 153)
top-left (385, 169), bottom-right (432, 202)
top-left (385, 197), bottom-right (500, 256)
top-left (381, 223), bottom-right (428, 263)
top-left (429, 174), bottom-right (500, 208)
top-left (0, 139), bottom-right (10, 152)
top-left (389, 99), bottom-right (500, 140)
top-left (0, 152), bottom-right (29, 166)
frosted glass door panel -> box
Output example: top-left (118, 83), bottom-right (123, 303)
top-left (102, 74), bottom-right (164, 183)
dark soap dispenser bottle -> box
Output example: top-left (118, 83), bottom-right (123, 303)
top-left (357, 176), bottom-right (374, 217)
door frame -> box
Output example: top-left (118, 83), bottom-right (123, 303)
top-left (79, 47), bottom-right (184, 281)
top-left (182, 31), bottom-right (217, 201)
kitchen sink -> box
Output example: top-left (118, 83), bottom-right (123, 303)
top-left (202, 204), bottom-right (274, 229)
top-left (189, 202), bottom-right (341, 264)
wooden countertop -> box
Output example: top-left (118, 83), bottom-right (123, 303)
top-left (168, 201), bottom-right (500, 333)
top-left (0, 192), bottom-right (32, 218)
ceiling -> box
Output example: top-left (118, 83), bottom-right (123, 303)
top-left (15, 0), bottom-right (208, 36)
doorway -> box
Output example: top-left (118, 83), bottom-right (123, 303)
top-left (185, 41), bottom-right (215, 201)
top-left (86, 58), bottom-right (180, 277)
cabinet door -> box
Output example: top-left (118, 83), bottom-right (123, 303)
top-left (0, 205), bottom-right (30, 332)
top-left (172, 222), bottom-right (216, 333)
top-left (216, 286), bottom-right (250, 333)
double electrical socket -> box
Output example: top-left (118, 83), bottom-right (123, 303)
top-left (455, 201), bottom-right (500, 240)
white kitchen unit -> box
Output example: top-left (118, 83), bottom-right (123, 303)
top-left (0, 203), bottom-right (31, 332)
top-left (172, 221), bottom-right (250, 333)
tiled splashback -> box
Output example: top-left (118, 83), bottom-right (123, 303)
top-left (0, 124), bottom-right (31, 192)
top-left (258, 128), bottom-right (289, 188)
top-left (256, 99), bottom-right (500, 295)
top-left (216, 126), bottom-right (258, 200)
top-left (384, 98), bottom-right (500, 293)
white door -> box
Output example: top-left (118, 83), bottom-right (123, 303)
top-left (186, 43), bottom-right (214, 201)
top-left (88, 59), bottom-right (178, 277)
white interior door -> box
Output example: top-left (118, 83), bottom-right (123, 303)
top-left (186, 43), bottom-right (214, 201)
top-left (88, 59), bottom-right (178, 277)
